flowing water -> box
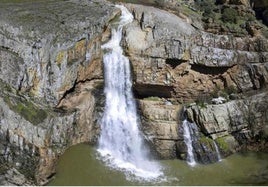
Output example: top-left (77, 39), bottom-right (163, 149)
top-left (48, 144), bottom-right (268, 186)
top-left (47, 3), bottom-right (268, 186)
top-left (182, 119), bottom-right (197, 166)
top-left (97, 5), bottom-right (163, 181)
top-left (213, 140), bottom-right (222, 162)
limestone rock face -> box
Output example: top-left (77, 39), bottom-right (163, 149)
top-left (123, 3), bottom-right (268, 162)
top-left (0, 0), bottom-right (268, 184)
top-left (138, 99), bottom-right (182, 159)
top-left (0, 0), bottom-right (116, 185)
top-left (186, 92), bottom-right (268, 155)
top-left (124, 4), bottom-right (268, 102)
top-left (0, 0), bottom-right (118, 106)
top-left (0, 80), bottom-right (103, 184)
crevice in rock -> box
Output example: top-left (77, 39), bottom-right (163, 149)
top-left (18, 76), bottom-right (24, 92)
top-left (56, 79), bottom-right (77, 108)
top-left (56, 77), bottom-right (103, 109)
top-left (165, 58), bottom-right (186, 69)
top-left (207, 130), bottom-right (228, 137)
top-left (133, 83), bottom-right (174, 99)
top-left (157, 138), bottom-right (179, 141)
top-left (191, 64), bottom-right (232, 75)
top-left (246, 63), bottom-right (259, 90)
top-left (45, 172), bottom-right (56, 182)
top-left (0, 46), bottom-right (10, 51)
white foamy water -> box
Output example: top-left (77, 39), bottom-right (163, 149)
top-left (182, 119), bottom-right (197, 166)
top-left (97, 5), bottom-right (164, 181)
top-left (213, 140), bottom-right (222, 162)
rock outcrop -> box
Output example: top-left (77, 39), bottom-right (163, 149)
top-left (0, 0), bottom-right (117, 185)
top-left (0, 0), bottom-right (268, 185)
top-left (138, 99), bottom-right (182, 159)
top-left (123, 3), bottom-right (268, 161)
top-left (124, 4), bottom-right (268, 103)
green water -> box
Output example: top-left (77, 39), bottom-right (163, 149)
top-left (48, 143), bottom-right (268, 186)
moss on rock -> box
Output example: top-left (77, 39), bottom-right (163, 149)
top-left (215, 136), bottom-right (231, 153)
top-left (3, 96), bottom-right (47, 126)
top-left (199, 136), bottom-right (214, 148)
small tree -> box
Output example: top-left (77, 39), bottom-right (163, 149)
top-left (194, 0), bottom-right (216, 18)
top-left (221, 8), bottom-right (238, 23)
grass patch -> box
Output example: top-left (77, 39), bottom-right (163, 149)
top-left (215, 136), bottom-right (229, 152)
top-left (4, 96), bottom-right (48, 125)
top-left (199, 136), bottom-right (214, 147)
top-left (195, 93), bottom-right (210, 108)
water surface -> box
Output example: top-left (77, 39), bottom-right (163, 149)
top-left (48, 143), bottom-right (268, 186)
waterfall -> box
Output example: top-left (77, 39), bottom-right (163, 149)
top-left (182, 119), bottom-right (197, 166)
top-left (213, 141), bottom-right (222, 162)
top-left (97, 5), bottom-right (163, 181)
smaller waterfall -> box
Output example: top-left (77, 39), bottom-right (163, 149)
top-left (182, 119), bottom-right (197, 166)
top-left (213, 141), bottom-right (222, 162)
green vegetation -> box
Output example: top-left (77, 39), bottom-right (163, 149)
top-left (195, 85), bottom-right (238, 106)
top-left (221, 8), bottom-right (238, 23)
top-left (4, 95), bottom-right (48, 125)
top-left (195, 93), bottom-right (209, 108)
top-left (224, 85), bottom-right (237, 95)
top-left (211, 85), bottom-right (238, 101)
top-left (144, 96), bottom-right (162, 101)
top-left (195, 0), bottom-right (217, 18)
top-left (215, 136), bottom-right (229, 152)
top-left (199, 136), bottom-right (214, 147)
top-left (192, 0), bottom-right (261, 36)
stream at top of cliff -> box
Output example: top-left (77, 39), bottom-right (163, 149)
top-left (48, 143), bottom-right (268, 186)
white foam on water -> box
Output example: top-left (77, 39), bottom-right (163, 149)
top-left (97, 5), bottom-right (164, 182)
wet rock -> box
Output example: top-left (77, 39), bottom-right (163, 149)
top-left (138, 99), bottom-right (182, 159)
top-left (186, 92), bottom-right (268, 142)
top-left (0, 0), bottom-right (267, 183)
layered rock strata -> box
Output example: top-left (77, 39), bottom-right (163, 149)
top-left (0, 0), bottom-right (116, 184)
top-left (123, 3), bottom-right (268, 161)
top-left (0, 0), bottom-right (267, 185)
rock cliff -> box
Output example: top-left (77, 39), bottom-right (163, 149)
top-left (122, 2), bottom-right (268, 161)
top-left (0, 0), bottom-right (116, 184)
top-left (0, 0), bottom-right (267, 185)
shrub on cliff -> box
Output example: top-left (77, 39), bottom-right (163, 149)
top-left (221, 8), bottom-right (238, 23)
top-left (194, 0), bottom-right (217, 18)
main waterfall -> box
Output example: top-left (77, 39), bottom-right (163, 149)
top-left (97, 5), bottom-right (163, 181)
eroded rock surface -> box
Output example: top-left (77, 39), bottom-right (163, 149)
top-left (124, 4), bottom-right (268, 102)
top-left (0, 0), bottom-right (116, 184)
top-left (0, 0), bottom-right (268, 184)
top-left (123, 3), bottom-right (268, 161)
